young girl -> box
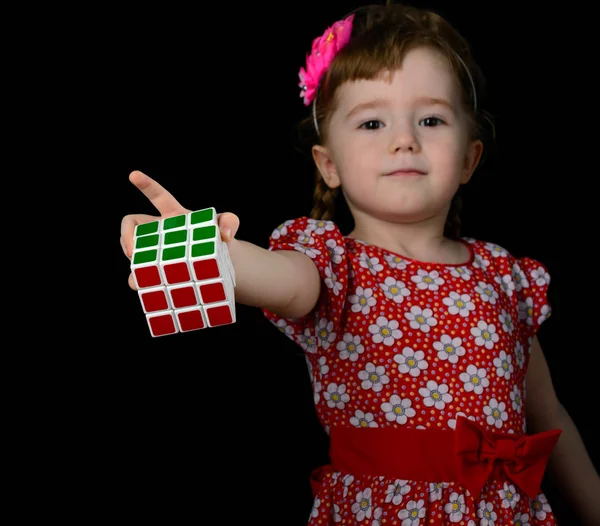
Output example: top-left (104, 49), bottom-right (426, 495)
top-left (120, 3), bottom-right (599, 524)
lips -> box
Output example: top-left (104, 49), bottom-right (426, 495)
top-left (385, 169), bottom-right (426, 176)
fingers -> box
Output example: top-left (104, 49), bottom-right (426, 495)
top-left (217, 212), bottom-right (240, 242)
top-left (129, 170), bottom-right (189, 218)
top-left (128, 273), bottom-right (138, 291)
top-left (120, 213), bottom-right (159, 258)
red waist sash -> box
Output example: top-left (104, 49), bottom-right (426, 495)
top-left (315, 417), bottom-right (561, 499)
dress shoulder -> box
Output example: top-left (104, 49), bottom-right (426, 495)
top-left (467, 238), bottom-right (553, 339)
top-left (261, 217), bottom-right (350, 353)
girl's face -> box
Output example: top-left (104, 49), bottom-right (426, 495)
top-left (312, 46), bottom-right (482, 232)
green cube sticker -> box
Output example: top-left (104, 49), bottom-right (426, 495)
top-left (163, 214), bottom-right (186, 230)
top-left (190, 209), bottom-right (213, 225)
top-left (192, 225), bottom-right (216, 241)
top-left (136, 221), bottom-right (159, 236)
top-left (162, 245), bottom-right (186, 261)
top-left (165, 230), bottom-right (187, 245)
top-left (133, 249), bottom-right (158, 265)
top-left (191, 241), bottom-right (215, 258)
top-left (135, 234), bottom-right (159, 250)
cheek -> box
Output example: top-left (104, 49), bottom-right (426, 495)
top-left (430, 137), bottom-right (467, 167)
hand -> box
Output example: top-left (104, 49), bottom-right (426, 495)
top-left (120, 170), bottom-right (240, 290)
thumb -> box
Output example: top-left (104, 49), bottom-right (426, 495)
top-left (217, 212), bottom-right (240, 242)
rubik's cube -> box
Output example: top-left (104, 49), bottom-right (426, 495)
top-left (130, 207), bottom-right (236, 337)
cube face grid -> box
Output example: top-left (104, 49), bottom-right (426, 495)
top-left (131, 208), bottom-right (236, 337)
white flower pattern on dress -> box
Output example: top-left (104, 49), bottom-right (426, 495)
top-left (316, 318), bottom-right (336, 350)
top-left (411, 269), bottom-right (444, 290)
top-left (404, 306), bottom-right (438, 333)
top-left (298, 327), bottom-right (317, 353)
top-left (477, 500), bottom-right (497, 525)
top-left (311, 496), bottom-right (321, 518)
top-left (379, 276), bottom-right (411, 304)
top-left (381, 394), bottom-right (416, 424)
top-left (332, 503), bottom-right (342, 523)
top-left (399, 499), bottom-right (426, 524)
top-left (513, 511), bottom-right (530, 526)
top-left (444, 492), bottom-right (467, 523)
top-left (433, 335), bottom-right (465, 363)
top-left (443, 291), bottom-right (476, 317)
top-left (358, 362), bottom-right (390, 392)
top-left (385, 479), bottom-right (411, 505)
top-left (324, 382), bottom-right (350, 409)
top-left (471, 320), bottom-right (499, 349)
top-left (337, 332), bottom-right (365, 361)
top-left (351, 487), bottom-right (372, 521)
top-left (271, 219), bottom-right (295, 239)
top-left (531, 266), bottom-right (550, 286)
top-left (484, 398), bottom-right (508, 428)
top-left (459, 365), bottom-right (490, 394)
top-left (538, 304), bottom-right (551, 325)
top-left (499, 309), bottom-right (515, 334)
top-left (427, 482), bottom-right (450, 501)
top-left (518, 297), bottom-right (534, 326)
top-left (360, 252), bottom-right (384, 275)
top-left (499, 482), bottom-right (520, 509)
top-left (369, 316), bottom-right (403, 346)
top-left (510, 385), bottom-right (523, 413)
top-left (325, 237), bottom-right (345, 265)
top-left (384, 253), bottom-right (410, 270)
top-left (530, 494), bottom-right (552, 520)
top-left (495, 273), bottom-right (516, 297)
top-left (419, 380), bottom-right (452, 410)
top-left (262, 218), bottom-right (557, 525)
top-left (450, 266), bottom-right (472, 280)
top-left (307, 218), bottom-right (336, 235)
top-left (349, 286), bottom-right (377, 314)
top-left (475, 281), bottom-right (499, 304)
top-left (485, 242), bottom-right (508, 258)
top-left (350, 409), bottom-right (378, 428)
top-left (512, 263), bottom-right (529, 291)
top-left (394, 347), bottom-right (428, 377)
top-left (473, 253), bottom-right (490, 269)
top-left (324, 265), bottom-right (343, 296)
top-left (494, 350), bottom-right (514, 380)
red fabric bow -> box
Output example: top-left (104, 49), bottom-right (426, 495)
top-left (454, 417), bottom-right (561, 498)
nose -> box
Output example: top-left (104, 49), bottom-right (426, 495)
top-left (389, 124), bottom-right (420, 153)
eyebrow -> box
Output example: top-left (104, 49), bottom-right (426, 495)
top-left (345, 99), bottom-right (389, 120)
top-left (415, 96), bottom-right (455, 112)
top-left (345, 96), bottom-right (455, 120)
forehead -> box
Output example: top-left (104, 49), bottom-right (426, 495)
top-left (334, 47), bottom-right (460, 109)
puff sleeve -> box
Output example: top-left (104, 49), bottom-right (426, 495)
top-left (261, 216), bottom-right (349, 354)
top-left (513, 256), bottom-right (552, 340)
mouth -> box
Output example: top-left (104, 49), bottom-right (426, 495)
top-left (384, 169), bottom-right (426, 176)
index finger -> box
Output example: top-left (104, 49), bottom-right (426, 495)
top-left (129, 170), bottom-right (188, 217)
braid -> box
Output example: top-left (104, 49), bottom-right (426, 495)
top-left (444, 191), bottom-right (462, 240)
top-left (310, 175), bottom-right (339, 221)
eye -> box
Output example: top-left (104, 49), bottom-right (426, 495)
top-left (359, 119), bottom-right (383, 130)
top-left (419, 116), bottom-right (445, 127)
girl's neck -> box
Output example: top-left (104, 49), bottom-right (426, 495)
top-left (348, 218), bottom-right (468, 265)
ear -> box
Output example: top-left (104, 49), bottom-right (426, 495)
top-left (312, 144), bottom-right (341, 189)
top-left (461, 139), bottom-right (484, 184)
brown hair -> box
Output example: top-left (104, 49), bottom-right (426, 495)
top-left (297, 2), bottom-right (495, 239)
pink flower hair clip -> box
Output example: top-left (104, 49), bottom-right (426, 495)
top-left (298, 14), bottom-right (355, 106)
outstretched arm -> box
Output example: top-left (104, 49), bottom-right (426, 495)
top-left (225, 238), bottom-right (322, 319)
top-left (525, 336), bottom-right (600, 525)
top-left (121, 170), bottom-right (322, 320)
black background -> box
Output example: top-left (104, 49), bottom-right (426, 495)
top-left (70, 0), bottom-right (592, 523)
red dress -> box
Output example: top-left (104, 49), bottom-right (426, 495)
top-left (262, 217), bottom-right (559, 525)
